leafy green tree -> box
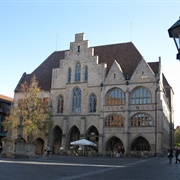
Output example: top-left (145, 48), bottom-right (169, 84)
top-left (4, 75), bottom-right (52, 142)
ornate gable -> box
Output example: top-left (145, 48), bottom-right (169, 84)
top-left (130, 58), bottom-right (157, 83)
top-left (105, 60), bottom-right (125, 85)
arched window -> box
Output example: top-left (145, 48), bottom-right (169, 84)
top-left (89, 93), bottom-right (97, 113)
top-left (75, 62), bottom-right (81, 82)
top-left (106, 88), bottom-right (125, 105)
top-left (72, 87), bottom-right (81, 113)
top-left (131, 113), bottom-right (153, 126)
top-left (57, 94), bottom-right (64, 113)
top-left (67, 68), bottom-right (71, 83)
top-left (105, 114), bottom-right (125, 127)
top-left (84, 66), bottom-right (88, 82)
top-left (131, 87), bottom-right (151, 104)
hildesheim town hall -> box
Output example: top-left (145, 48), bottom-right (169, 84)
top-left (12, 33), bottom-right (174, 157)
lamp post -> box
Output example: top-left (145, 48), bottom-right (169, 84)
top-left (168, 18), bottom-right (180, 60)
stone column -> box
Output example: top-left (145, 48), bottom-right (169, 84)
top-left (62, 117), bottom-right (68, 150)
top-left (124, 88), bottom-right (130, 156)
top-left (98, 134), bottom-right (103, 155)
top-left (80, 116), bottom-right (86, 138)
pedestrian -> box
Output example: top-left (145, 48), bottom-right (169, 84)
top-left (46, 145), bottom-right (51, 157)
top-left (175, 147), bottom-right (180, 164)
top-left (167, 147), bottom-right (173, 164)
top-left (121, 146), bottom-right (125, 157)
top-left (116, 146), bottom-right (121, 158)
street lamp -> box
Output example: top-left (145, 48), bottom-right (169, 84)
top-left (168, 18), bottom-right (180, 60)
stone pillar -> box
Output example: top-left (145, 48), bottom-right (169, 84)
top-left (98, 134), bottom-right (103, 155)
top-left (80, 116), bottom-right (86, 138)
top-left (124, 88), bottom-right (130, 156)
top-left (62, 117), bottom-right (68, 150)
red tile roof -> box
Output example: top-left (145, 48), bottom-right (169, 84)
top-left (0, 94), bottom-right (13, 102)
top-left (14, 42), bottom-right (163, 92)
top-left (93, 42), bottom-right (142, 78)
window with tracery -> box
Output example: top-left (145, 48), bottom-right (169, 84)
top-left (89, 93), bottom-right (96, 113)
top-left (57, 95), bottom-right (64, 113)
top-left (131, 113), bottom-right (153, 127)
top-left (105, 114), bottom-right (125, 127)
top-left (72, 87), bottom-right (81, 113)
top-left (106, 88), bottom-right (125, 105)
top-left (131, 87), bottom-right (151, 104)
top-left (75, 62), bottom-right (81, 82)
top-left (84, 66), bottom-right (88, 82)
top-left (68, 68), bottom-right (71, 83)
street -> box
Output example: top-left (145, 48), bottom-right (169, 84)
top-left (0, 155), bottom-right (180, 180)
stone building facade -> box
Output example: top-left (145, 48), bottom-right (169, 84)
top-left (14, 33), bottom-right (174, 156)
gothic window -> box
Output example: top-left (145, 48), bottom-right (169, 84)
top-left (131, 87), bottom-right (151, 104)
top-left (68, 67), bottom-right (71, 83)
top-left (131, 113), bottom-right (153, 127)
top-left (75, 62), bottom-right (81, 82)
top-left (106, 88), bottom-right (125, 105)
top-left (57, 94), bottom-right (64, 113)
top-left (72, 87), bottom-right (81, 113)
top-left (105, 114), bottom-right (124, 127)
top-left (89, 93), bottom-right (97, 113)
top-left (84, 66), bottom-right (88, 81)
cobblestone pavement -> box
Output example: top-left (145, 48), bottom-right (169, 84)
top-left (0, 155), bottom-right (180, 180)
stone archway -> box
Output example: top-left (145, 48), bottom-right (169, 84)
top-left (34, 138), bottom-right (44, 154)
top-left (86, 125), bottom-right (99, 154)
top-left (86, 125), bottom-right (99, 143)
top-left (105, 136), bottom-right (124, 156)
top-left (52, 126), bottom-right (62, 154)
top-left (131, 136), bottom-right (151, 151)
top-left (69, 126), bottom-right (80, 142)
top-left (68, 126), bottom-right (80, 155)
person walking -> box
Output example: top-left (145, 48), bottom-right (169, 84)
top-left (175, 147), bottom-right (180, 164)
top-left (46, 145), bottom-right (51, 157)
top-left (121, 146), bottom-right (125, 157)
top-left (116, 146), bottom-right (121, 158)
top-left (167, 147), bottom-right (173, 164)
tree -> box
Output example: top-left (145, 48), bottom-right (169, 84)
top-left (174, 128), bottom-right (180, 147)
top-left (4, 75), bottom-right (52, 143)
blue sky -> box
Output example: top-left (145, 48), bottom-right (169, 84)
top-left (0, 0), bottom-right (180, 126)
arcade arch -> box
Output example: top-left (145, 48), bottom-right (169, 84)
top-left (52, 126), bottom-right (62, 154)
top-left (105, 136), bottom-right (124, 152)
top-left (34, 138), bottom-right (44, 154)
top-left (131, 136), bottom-right (151, 151)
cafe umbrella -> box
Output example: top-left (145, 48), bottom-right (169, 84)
top-left (70, 139), bottom-right (97, 156)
